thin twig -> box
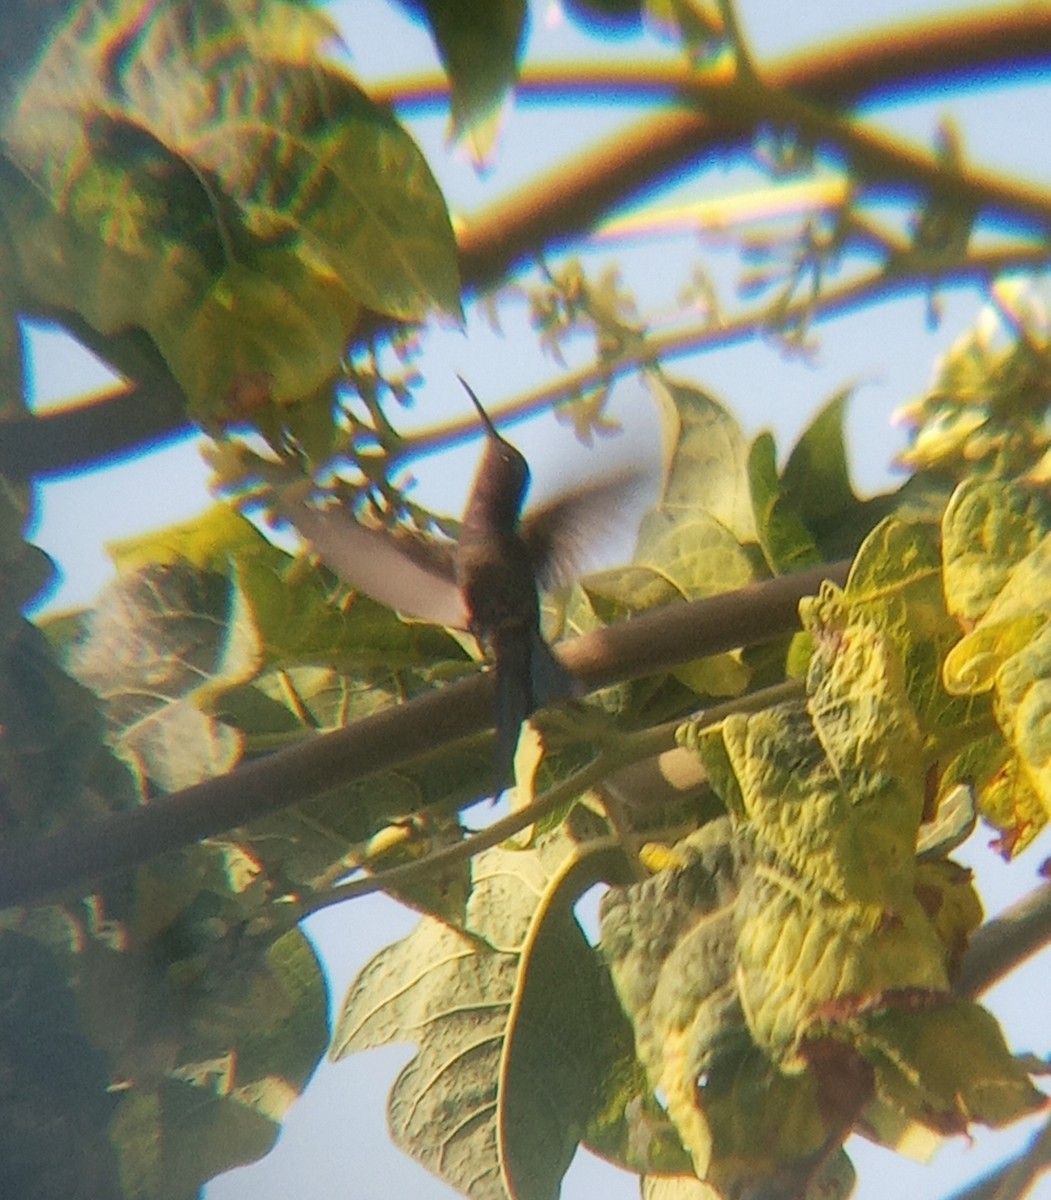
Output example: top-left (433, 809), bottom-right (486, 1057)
top-left (385, 245), bottom-right (1051, 466)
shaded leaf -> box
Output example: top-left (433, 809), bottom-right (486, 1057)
top-left (748, 430), bottom-right (822, 575)
top-left (102, 924), bottom-right (327, 1199)
top-left (1, 0), bottom-right (460, 418)
top-left (397, 0), bottom-right (527, 147)
top-left (67, 564), bottom-right (245, 795)
top-left (855, 1001), bottom-right (1041, 1136)
top-left (643, 0), bottom-right (724, 58)
top-left (781, 391), bottom-right (856, 530)
top-left (642, 1175), bottom-right (720, 1200)
top-left (0, 885), bottom-right (327, 1200)
top-left (0, 930), bottom-right (122, 1199)
top-left (332, 829), bottom-right (632, 1200)
top-left (0, 617), bottom-right (132, 838)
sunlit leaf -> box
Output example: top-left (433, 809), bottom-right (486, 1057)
top-left (941, 478), bottom-right (1051, 626)
top-left (601, 817), bottom-right (839, 1195)
top-left (646, 373), bottom-right (757, 549)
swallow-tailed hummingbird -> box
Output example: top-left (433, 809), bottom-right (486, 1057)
top-left (455, 377), bottom-right (580, 793)
top-left (278, 377), bottom-right (645, 796)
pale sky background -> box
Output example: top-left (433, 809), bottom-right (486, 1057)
top-left (22, 1), bottom-right (1051, 1198)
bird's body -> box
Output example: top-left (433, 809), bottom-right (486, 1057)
top-left (455, 379), bottom-right (578, 793)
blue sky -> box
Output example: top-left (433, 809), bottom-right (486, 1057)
top-left (23, 1), bottom-right (1051, 1198)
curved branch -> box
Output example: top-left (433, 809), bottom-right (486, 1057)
top-left (7, 7), bottom-right (1051, 478)
top-left (0, 560), bottom-right (848, 909)
top-left (454, 5), bottom-right (1051, 286)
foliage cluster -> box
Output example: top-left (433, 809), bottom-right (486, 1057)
top-left (1, 2), bottom-right (1050, 1199)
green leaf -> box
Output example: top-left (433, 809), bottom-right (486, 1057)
top-left (0, 618), bottom-right (132, 838)
top-left (647, 554), bottom-right (1043, 1183)
top-left (578, 374), bottom-right (764, 703)
top-left (333, 916), bottom-right (514, 1200)
top-left (0, 476), bottom-right (55, 614)
top-left (937, 492), bottom-right (1051, 850)
top-left (713, 701), bottom-right (945, 1062)
top-left (67, 503), bottom-right (480, 892)
top-left (810, 517), bottom-right (989, 750)
top-left (67, 564), bottom-right (246, 794)
top-left (2, 0), bottom-right (460, 418)
top-left (401, 0), bottom-right (527, 145)
top-left (0, 874), bottom-right (328, 1200)
top-left (781, 390), bottom-right (856, 528)
top-left (105, 927), bottom-right (327, 1199)
top-left (643, 0), bottom-right (724, 58)
top-left (992, 620), bottom-right (1051, 831)
top-left (0, 930), bottom-right (122, 1198)
top-left (601, 817), bottom-right (838, 1195)
top-left (748, 430), bottom-right (823, 574)
top-left (499, 844), bottom-right (634, 1200)
top-left (642, 1177), bottom-right (720, 1200)
top-left (647, 373), bottom-right (757, 550)
top-left (0, 232), bottom-right (25, 422)
top-left (110, 1079), bottom-right (278, 1200)
top-left (943, 614), bottom-right (1048, 696)
top-left (896, 285), bottom-right (1051, 482)
top-left (855, 1001), bottom-right (1042, 1135)
top-left (332, 828), bottom-right (631, 1200)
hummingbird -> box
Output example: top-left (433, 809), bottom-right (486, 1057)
top-left (277, 376), bottom-right (646, 795)
top-left (454, 377), bottom-right (580, 793)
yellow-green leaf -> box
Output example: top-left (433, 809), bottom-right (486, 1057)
top-left (941, 478), bottom-right (1051, 626)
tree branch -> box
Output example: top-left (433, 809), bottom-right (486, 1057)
top-left (0, 561), bottom-right (847, 909)
top-left (453, 5), bottom-right (1051, 284)
top-left (7, 7), bottom-right (1051, 478)
top-left (940, 1113), bottom-right (1051, 1200)
top-left (954, 876), bottom-right (1051, 1001)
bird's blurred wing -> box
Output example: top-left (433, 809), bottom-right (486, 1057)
top-left (519, 468), bottom-right (652, 591)
top-left (278, 493), bottom-right (468, 629)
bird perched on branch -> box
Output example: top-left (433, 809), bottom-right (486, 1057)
top-left (454, 377), bottom-right (580, 791)
top-left (278, 376), bottom-right (647, 795)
